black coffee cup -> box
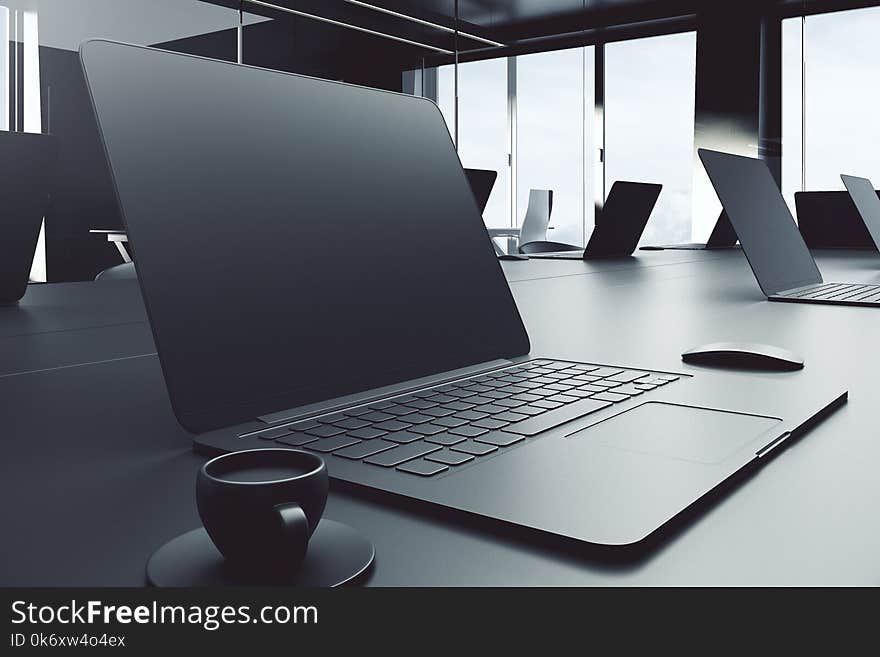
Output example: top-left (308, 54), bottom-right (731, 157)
top-left (196, 448), bottom-right (328, 576)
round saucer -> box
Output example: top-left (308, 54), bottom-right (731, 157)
top-left (146, 519), bottom-right (374, 587)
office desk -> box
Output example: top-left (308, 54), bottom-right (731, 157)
top-left (2, 250), bottom-right (880, 585)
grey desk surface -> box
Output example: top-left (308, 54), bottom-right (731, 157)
top-left (2, 249), bottom-right (880, 586)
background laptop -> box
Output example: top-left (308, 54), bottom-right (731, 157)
top-left (840, 174), bottom-right (880, 251)
top-left (464, 168), bottom-right (497, 215)
top-left (795, 190), bottom-right (879, 249)
top-left (528, 181), bottom-right (661, 259)
top-left (83, 40), bottom-right (846, 548)
top-left (699, 149), bottom-right (880, 307)
top-left (0, 131), bottom-right (58, 304)
top-left (640, 211), bottom-right (739, 251)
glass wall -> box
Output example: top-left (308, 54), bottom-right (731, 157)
top-left (438, 58), bottom-right (511, 229)
top-left (517, 46), bottom-right (594, 246)
top-left (783, 5), bottom-right (880, 202)
top-left (427, 31), bottom-right (696, 247)
top-left (605, 32), bottom-right (697, 245)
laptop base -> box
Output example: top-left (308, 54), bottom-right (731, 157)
top-left (770, 282), bottom-right (880, 306)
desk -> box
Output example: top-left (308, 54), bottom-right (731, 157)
top-left (2, 250), bottom-right (880, 585)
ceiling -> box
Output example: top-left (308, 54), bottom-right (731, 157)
top-left (201, 0), bottom-right (880, 54)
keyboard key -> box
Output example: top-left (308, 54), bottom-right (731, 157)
top-left (493, 411), bottom-right (529, 423)
top-left (482, 390), bottom-right (510, 400)
top-left (423, 406), bottom-right (456, 418)
top-left (463, 395), bottom-right (494, 406)
top-left (590, 392), bottom-right (630, 403)
top-left (394, 395), bottom-right (418, 404)
top-left (276, 432), bottom-right (319, 447)
top-left (530, 377), bottom-right (558, 385)
top-left (367, 400), bottom-right (395, 410)
top-left (571, 375), bottom-right (601, 384)
top-left (346, 427), bottom-right (388, 440)
top-left (425, 450), bottom-right (475, 466)
top-left (288, 419), bottom-right (321, 432)
top-left (543, 362), bottom-right (572, 370)
top-left (306, 435), bottom-right (361, 453)
top-left (503, 398), bottom-right (612, 436)
top-left (404, 399), bottom-right (437, 410)
top-left (409, 423), bottom-right (447, 436)
top-left (306, 424), bottom-right (346, 438)
top-left (425, 432), bottom-right (467, 446)
top-left (546, 394), bottom-right (578, 404)
top-left (570, 364), bottom-right (599, 372)
top-left (634, 383), bottom-right (657, 390)
top-left (588, 381), bottom-right (620, 389)
top-left (472, 418), bottom-right (509, 430)
top-left (640, 377), bottom-right (673, 386)
top-left (513, 405), bottom-right (547, 416)
top-left (532, 399), bottom-right (563, 410)
top-left (656, 374), bottom-right (680, 381)
top-left (449, 425), bottom-right (489, 437)
top-left (544, 373), bottom-right (571, 381)
top-left (475, 404), bottom-right (507, 414)
top-left (590, 367), bottom-right (624, 378)
top-left (607, 370), bottom-right (650, 383)
top-left (444, 400), bottom-right (476, 411)
top-left (373, 419), bottom-right (412, 432)
top-left (434, 416), bottom-right (469, 428)
top-left (494, 398), bottom-right (526, 409)
top-left (383, 404), bottom-right (415, 416)
top-left (426, 394), bottom-right (457, 404)
top-left (384, 431), bottom-right (423, 444)
top-left (609, 385), bottom-right (645, 396)
top-left (577, 383), bottom-right (607, 393)
top-left (463, 384), bottom-right (493, 394)
top-left (511, 393), bottom-right (542, 403)
top-left (397, 460), bottom-right (448, 477)
top-left (333, 440), bottom-right (397, 460)
top-left (255, 427), bottom-right (291, 440)
top-left (364, 442), bottom-right (440, 467)
top-left (451, 441), bottom-right (498, 456)
top-left (332, 417), bottom-right (372, 430)
top-left (565, 389), bottom-right (598, 399)
top-left (361, 411), bottom-right (394, 422)
top-left (454, 410), bottom-right (489, 421)
top-left (474, 432), bottom-right (526, 447)
top-left (399, 413), bottom-right (433, 424)
top-left (344, 406), bottom-right (373, 417)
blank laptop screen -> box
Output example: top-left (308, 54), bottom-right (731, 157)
top-left (698, 149), bottom-right (822, 296)
top-left (82, 41), bottom-right (530, 432)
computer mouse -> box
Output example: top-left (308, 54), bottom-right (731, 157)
top-left (498, 254), bottom-right (530, 261)
top-left (681, 342), bottom-right (804, 371)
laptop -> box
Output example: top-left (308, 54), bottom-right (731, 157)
top-left (795, 190), bottom-right (877, 249)
top-left (640, 211), bottom-right (739, 251)
top-left (839, 174), bottom-right (880, 251)
top-left (527, 181), bottom-right (661, 259)
top-left (82, 40), bottom-right (846, 548)
top-left (0, 131), bottom-right (58, 304)
top-left (464, 168), bottom-right (497, 215)
top-left (699, 149), bottom-right (880, 307)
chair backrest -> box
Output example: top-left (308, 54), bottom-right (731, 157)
top-left (520, 189), bottom-right (553, 245)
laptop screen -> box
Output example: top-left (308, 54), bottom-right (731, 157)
top-left (698, 149), bottom-right (822, 296)
top-left (82, 41), bottom-right (530, 433)
top-left (840, 175), bottom-right (880, 250)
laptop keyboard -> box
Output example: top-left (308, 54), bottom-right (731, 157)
top-left (777, 282), bottom-right (880, 303)
top-left (250, 360), bottom-right (680, 477)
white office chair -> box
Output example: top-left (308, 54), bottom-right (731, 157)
top-left (487, 189), bottom-right (554, 255)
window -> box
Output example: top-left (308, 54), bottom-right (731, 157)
top-left (517, 47), bottom-right (595, 246)
top-left (605, 32), bottom-right (697, 245)
top-left (438, 58), bottom-right (511, 229)
top-left (784, 5), bottom-right (880, 199)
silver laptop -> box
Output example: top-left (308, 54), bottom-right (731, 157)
top-left (82, 40), bottom-right (847, 548)
top-left (700, 149), bottom-right (880, 307)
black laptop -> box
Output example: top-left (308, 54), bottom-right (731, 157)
top-left (82, 41), bottom-right (846, 548)
top-left (640, 211), bottom-right (739, 251)
top-left (795, 190), bottom-right (878, 249)
top-left (528, 181), bottom-right (662, 259)
top-left (464, 168), bottom-right (497, 215)
top-left (0, 131), bottom-right (58, 304)
top-left (699, 149), bottom-right (880, 307)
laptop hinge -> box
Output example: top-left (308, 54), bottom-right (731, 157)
top-left (756, 431), bottom-right (791, 459)
top-left (249, 357), bottom-right (524, 434)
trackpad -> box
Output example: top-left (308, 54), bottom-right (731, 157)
top-left (569, 401), bottom-right (781, 464)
